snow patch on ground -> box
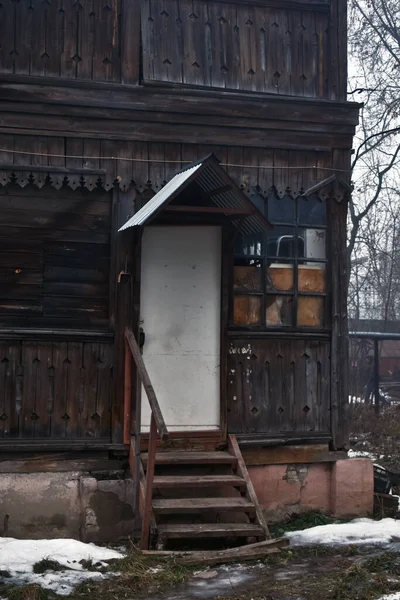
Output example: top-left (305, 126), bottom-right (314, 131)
top-left (286, 518), bottom-right (400, 547)
top-left (378, 595), bottom-right (400, 600)
top-left (0, 538), bottom-right (124, 596)
top-left (348, 448), bottom-right (377, 459)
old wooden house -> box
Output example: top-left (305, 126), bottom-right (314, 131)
top-left (0, 0), bottom-right (372, 546)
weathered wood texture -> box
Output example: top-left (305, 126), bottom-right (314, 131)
top-left (0, 339), bottom-right (113, 439)
top-left (0, 185), bottom-right (112, 328)
top-left (142, 0), bottom-right (329, 98)
top-left (228, 433), bottom-right (270, 538)
top-left (111, 190), bottom-right (135, 444)
top-left (0, 0), bottom-right (139, 84)
top-left (227, 338), bottom-right (331, 435)
top-left (330, 151), bottom-right (350, 449)
top-left (0, 137), bottom-right (347, 200)
top-left (0, 0), bottom-right (346, 100)
top-left (142, 537), bottom-right (288, 565)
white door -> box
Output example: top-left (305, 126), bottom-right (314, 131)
top-left (140, 226), bottom-right (221, 432)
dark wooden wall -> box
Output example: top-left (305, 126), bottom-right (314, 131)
top-left (0, 0), bottom-right (347, 100)
top-left (142, 0), bottom-right (329, 98)
top-left (0, 185), bottom-right (112, 329)
top-left (0, 0), bottom-right (355, 448)
top-left (0, 135), bottom-right (350, 202)
top-left (0, 0), bottom-right (139, 84)
top-left (0, 338), bottom-right (113, 440)
top-left (228, 338), bottom-right (331, 436)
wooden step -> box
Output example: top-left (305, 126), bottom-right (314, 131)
top-left (152, 474), bottom-right (246, 489)
top-left (157, 523), bottom-right (264, 539)
top-left (152, 497), bottom-right (256, 514)
top-left (142, 451), bottom-right (237, 466)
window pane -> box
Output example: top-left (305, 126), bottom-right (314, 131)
top-left (234, 234), bottom-right (262, 256)
top-left (233, 295), bottom-right (262, 325)
top-left (297, 296), bottom-right (324, 327)
top-left (302, 228), bottom-right (326, 260)
top-left (267, 193), bottom-right (296, 224)
top-left (234, 262), bottom-right (262, 291)
top-left (266, 226), bottom-right (301, 259)
top-left (266, 294), bottom-right (293, 326)
top-left (299, 195), bottom-right (326, 226)
top-left (267, 263), bottom-right (294, 292)
top-left (298, 265), bottom-right (326, 293)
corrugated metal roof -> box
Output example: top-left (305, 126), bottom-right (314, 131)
top-left (119, 163), bottom-right (202, 231)
top-left (118, 154), bottom-right (270, 234)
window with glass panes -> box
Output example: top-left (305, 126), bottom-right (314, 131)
top-left (233, 192), bottom-right (327, 328)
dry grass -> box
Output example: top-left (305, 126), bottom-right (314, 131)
top-left (5, 584), bottom-right (51, 600)
top-left (32, 560), bottom-right (65, 575)
top-left (349, 403), bottom-right (400, 469)
top-left (65, 549), bottom-right (196, 600)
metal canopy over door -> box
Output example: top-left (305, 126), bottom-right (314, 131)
top-left (140, 226), bottom-right (221, 432)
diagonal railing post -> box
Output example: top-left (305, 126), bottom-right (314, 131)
top-left (124, 327), bottom-right (168, 549)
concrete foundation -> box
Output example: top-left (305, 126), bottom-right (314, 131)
top-left (249, 458), bottom-right (374, 522)
top-left (0, 471), bottom-right (134, 541)
top-left (0, 457), bottom-right (373, 540)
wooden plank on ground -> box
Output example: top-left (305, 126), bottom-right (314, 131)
top-left (142, 537), bottom-right (289, 566)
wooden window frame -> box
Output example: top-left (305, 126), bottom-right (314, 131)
top-left (231, 193), bottom-right (329, 333)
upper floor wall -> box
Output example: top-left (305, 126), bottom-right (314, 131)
top-left (0, 0), bottom-right (347, 100)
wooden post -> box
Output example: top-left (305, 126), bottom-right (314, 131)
top-left (123, 338), bottom-right (132, 445)
top-left (140, 413), bottom-right (157, 550)
top-left (374, 338), bottom-right (380, 416)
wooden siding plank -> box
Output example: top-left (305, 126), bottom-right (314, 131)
top-left (14, 0), bottom-right (33, 76)
top-left (0, 341), bottom-right (19, 439)
top-left (76, 0), bottom-right (95, 81)
top-left (208, 1), bottom-right (225, 89)
top-left (180, 0), bottom-right (205, 86)
top-left (223, 2), bottom-right (239, 91)
top-left (301, 11), bottom-right (318, 98)
top-left (30, 0), bottom-right (47, 77)
top-left (91, 0), bottom-right (121, 83)
top-left (20, 342), bottom-right (37, 438)
top-left (60, 0), bottom-right (77, 80)
top-left (289, 9), bottom-right (304, 97)
top-left (82, 342), bottom-right (98, 438)
top-left (96, 342), bottom-right (113, 438)
top-left (34, 342), bottom-right (53, 438)
top-left (66, 342), bottom-right (82, 439)
top-left (121, 0), bottom-right (140, 84)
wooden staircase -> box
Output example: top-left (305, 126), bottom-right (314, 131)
top-left (138, 435), bottom-right (269, 550)
top-left (124, 327), bottom-right (271, 554)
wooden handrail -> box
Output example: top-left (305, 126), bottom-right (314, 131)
top-left (124, 326), bottom-right (169, 550)
top-left (124, 327), bottom-right (169, 441)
